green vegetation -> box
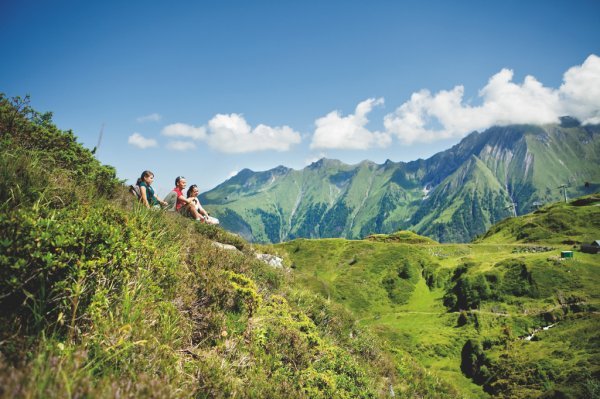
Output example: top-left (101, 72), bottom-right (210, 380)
top-left (2, 94), bottom-right (598, 398)
top-left (278, 221), bottom-right (600, 397)
top-left (0, 94), bottom-right (459, 398)
top-left (366, 230), bottom-right (438, 244)
top-left (476, 193), bottom-right (600, 245)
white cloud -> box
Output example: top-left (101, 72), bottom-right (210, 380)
top-left (160, 115), bottom-right (301, 153)
top-left (310, 98), bottom-right (391, 150)
top-left (128, 132), bottom-right (157, 149)
top-left (383, 54), bottom-right (600, 144)
top-left (166, 140), bottom-right (197, 151)
top-left (560, 54), bottom-right (600, 124)
top-left (206, 113), bottom-right (301, 153)
top-left (227, 170), bottom-right (239, 179)
top-left (162, 123), bottom-right (206, 140)
top-left (136, 113), bottom-right (162, 123)
top-left (150, 55), bottom-right (600, 153)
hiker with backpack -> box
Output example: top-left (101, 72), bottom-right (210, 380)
top-left (136, 170), bottom-right (168, 209)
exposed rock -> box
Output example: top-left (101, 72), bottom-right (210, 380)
top-left (255, 253), bottom-right (283, 268)
top-left (512, 246), bottom-right (554, 253)
top-left (211, 241), bottom-right (239, 251)
top-left (211, 242), bottom-right (284, 268)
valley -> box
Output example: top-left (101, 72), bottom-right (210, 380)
top-left (275, 197), bottom-right (600, 397)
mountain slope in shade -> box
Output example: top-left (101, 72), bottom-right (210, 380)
top-left (201, 120), bottom-right (600, 243)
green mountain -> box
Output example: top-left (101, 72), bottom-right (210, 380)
top-left (411, 155), bottom-right (512, 242)
top-left (201, 120), bottom-right (600, 243)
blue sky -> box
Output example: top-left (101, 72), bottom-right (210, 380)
top-left (2, 0), bottom-right (599, 196)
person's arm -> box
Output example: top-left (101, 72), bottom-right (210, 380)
top-left (139, 185), bottom-right (150, 208)
top-left (154, 194), bottom-right (167, 207)
top-left (177, 193), bottom-right (194, 206)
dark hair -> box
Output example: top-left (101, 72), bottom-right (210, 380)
top-left (136, 170), bottom-right (154, 186)
top-left (186, 184), bottom-right (198, 198)
top-left (175, 176), bottom-right (185, 185)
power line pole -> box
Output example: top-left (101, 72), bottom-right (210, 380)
top-left (557, 184), bottom-right (568, 202)
top-left (505, 202), bottom-right (517, 217)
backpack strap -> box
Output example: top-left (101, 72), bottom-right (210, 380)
top-left (129, 184), bottom-right (142, 200)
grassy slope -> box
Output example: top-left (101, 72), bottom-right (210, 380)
top-left (277, 198), bottom-right (600, 398)
top-left (373, 277), bottom-right (489, 399)
top-left (477, 193), bottom-right (600, 244)
top-left (0, 94), bottom-right (460, 398)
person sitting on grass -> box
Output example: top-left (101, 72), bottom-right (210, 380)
top-left (185, 184), bottom-right (219, 224)
top-left (137, 170), bottom-right (168, 209)
top-left (171, 176), bottom-right (204, 220)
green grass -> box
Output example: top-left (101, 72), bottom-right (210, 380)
top-left (366, 230), bottom-right (439, 244)
top-left (277, 217), bottom-right (600, 398)
top-left (357, 275), bottom-right (488, 398)
top-left (3, 94), bottom-right (468, 398)
top-left (477, 193), bottom-right (600, 244)
top-left (480, 314), bottom-right (600, 398)
top-left (3, 95), bottom-right (599, 398)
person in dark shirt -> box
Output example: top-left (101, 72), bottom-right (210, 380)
top-left (136, 170), bottom-right (167, 209)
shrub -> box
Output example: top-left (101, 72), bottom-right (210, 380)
top-left (498, 259), bottom-right (539, 298)
top-left (443, 264), bottom-right (492, 310)
top-left (248, 295), bottom-right (376, 398)
top-left (0, 204), bottom-right (144, 336)
top-left (0, 94), bottom-right (120, 199)
top-left (460, 339), bottom-right (491, 384)
top-left (223, 270), bottom-right (262, 315)
top-left (457, 311), bottom-right (469, 327)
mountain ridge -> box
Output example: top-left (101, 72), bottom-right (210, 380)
top-left (201, 121), bottom-right (600, 243)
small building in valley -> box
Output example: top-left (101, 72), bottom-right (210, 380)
top-left (581, 240), bottom-right (600, 254)
top-left (561, 250), bottom-right (574, 259)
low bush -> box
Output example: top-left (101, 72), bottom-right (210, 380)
top-left (443, 262), bottom-right (493, 310)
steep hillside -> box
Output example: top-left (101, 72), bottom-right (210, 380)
top-left (201, 121), bottom-right (600, 243)
top-left (0, 94), bottom-right (457, 398)
top-left (2, 95), bottom-right (598, 398)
